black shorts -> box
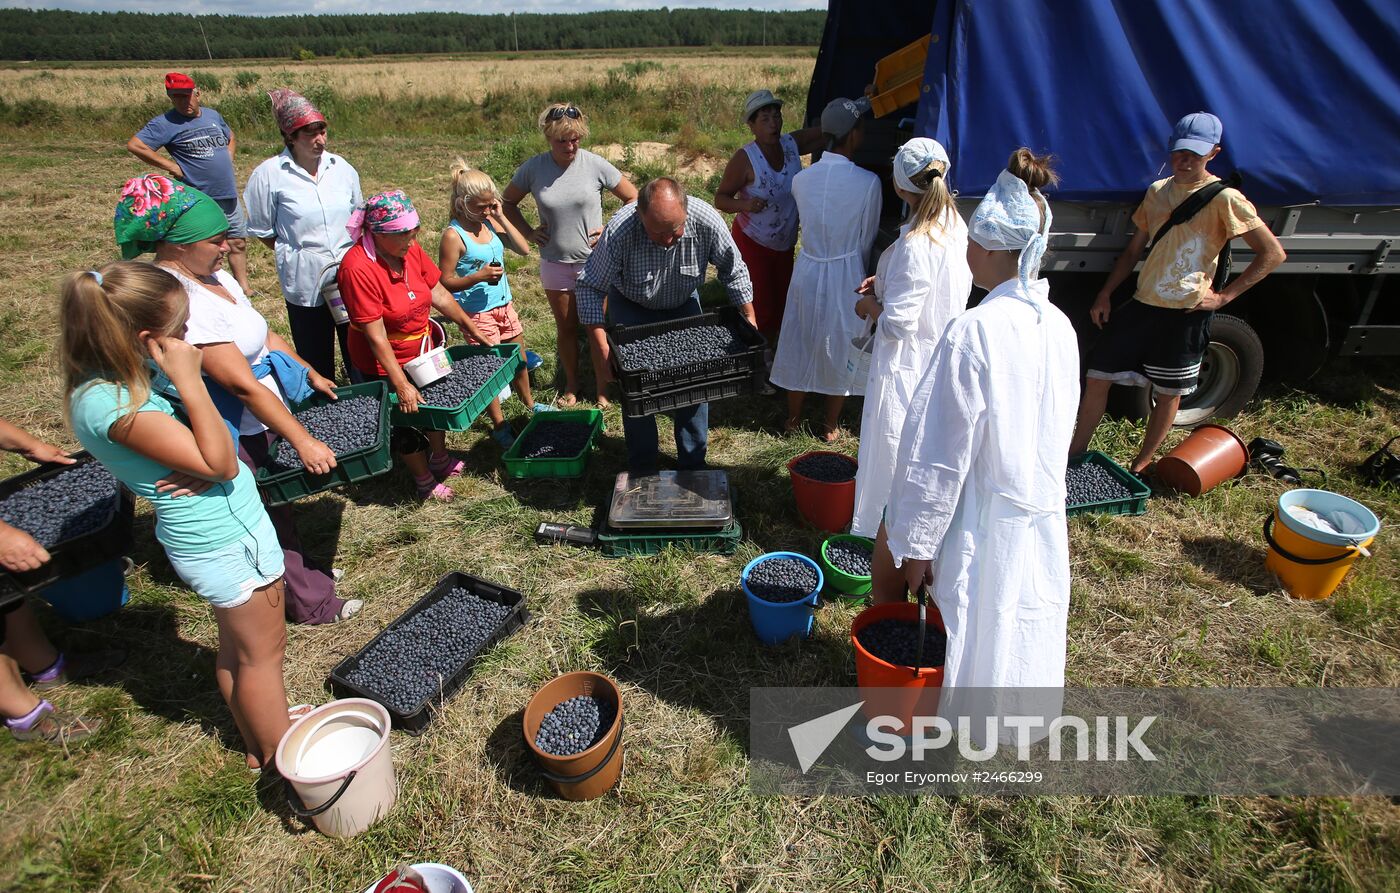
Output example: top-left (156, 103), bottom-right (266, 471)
top-left (1085, 300), bottom-right (1213, 395)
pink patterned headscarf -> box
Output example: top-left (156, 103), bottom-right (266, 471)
top-left (346, 190), bottom-right (421, 261)
top-left (268, 88), bottom-right (326, 136)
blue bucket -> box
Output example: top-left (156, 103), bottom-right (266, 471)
top-left (1277, 489), bottom-right (1380, 547)
top-left (39, 558), bottom-right (129, 623)
top-left (742, 552), bottom-right (823, 645)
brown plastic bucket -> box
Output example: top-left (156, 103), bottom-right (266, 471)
top-left (1157, 423), bottom-right (1248, 495)
top-left (523, 671), bottom-right (623, 801)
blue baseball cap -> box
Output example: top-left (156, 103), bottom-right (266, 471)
top-left (1169, 112), bottom-right (1222, 155)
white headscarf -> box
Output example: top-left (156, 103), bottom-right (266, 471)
top-left (969, 168), bottom-right (1053, 289)
top-left (892, 137), bottom-right (950, 195)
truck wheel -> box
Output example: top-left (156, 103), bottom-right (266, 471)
top-left (1162, 313), bottom-right (1264, 426)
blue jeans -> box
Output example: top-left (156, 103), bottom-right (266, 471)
top-left (608, 291), bottom-right (708, 475)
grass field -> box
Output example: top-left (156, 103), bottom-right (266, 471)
top-left (1, 49), bottom-right (1398, 893)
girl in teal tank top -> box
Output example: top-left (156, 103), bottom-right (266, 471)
top-left (438, 160), bottom-right (555, 434)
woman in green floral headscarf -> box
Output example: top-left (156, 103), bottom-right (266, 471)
top-left (114, 174), bottom-right (229, 259)
top-left (114, 173), bottom-right (360, 627)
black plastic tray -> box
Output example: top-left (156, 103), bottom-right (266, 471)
top-left (617, 368), bottom-right (761, 418)
top-left (606, 306), bottom-right (767, 395)
top-left (0, 452), bottom-right (135, 606)
top-left (327, 571), bottom-right (529, 735)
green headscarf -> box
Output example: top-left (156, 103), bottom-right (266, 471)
top-left (113, 174), bottom-right (228, 259)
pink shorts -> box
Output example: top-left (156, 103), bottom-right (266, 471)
top-left (466, 303), bottom-right (524, 343)
top-left (540, 258), bottom-right (585, 292)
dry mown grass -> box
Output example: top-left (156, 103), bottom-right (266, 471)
top-left (1, 53), bottom-right (1399, 892)
top-left (0, 50), bottom-right (814, 106)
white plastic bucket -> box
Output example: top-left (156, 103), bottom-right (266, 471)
top-left (320, 260), bottom-right (351, 325)
top-left (275, 698), bottom-right (397, 838)
top-left (846, 324), bottom-right (875, 386)
top-left (404, 320), bottom-right (451, 388)
top-left (361, 864), bottom-right (475, 893)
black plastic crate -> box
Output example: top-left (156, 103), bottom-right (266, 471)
top-left (0, 452), bottom-right (134, 606)
top-left (617, 368), bottom-right (762, 418)
top-left (606, 306), bottom-right (767, 395)
top-left (327, 572), bottom-right (529, 735)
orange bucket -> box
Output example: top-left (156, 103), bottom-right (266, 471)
top-left (522, 671), bottom-right (624, 801)
top-left (1157, 423), bottom-right (1248, 495)
top-left (1263, 490), bottom-right (1379, 600)
top-left (851, 600), bottom-right (944, 729)
top-left (788, 451), bottom-right (857, 532)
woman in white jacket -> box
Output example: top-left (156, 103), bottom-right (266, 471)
top-left (851, 138), bottom-right (972, 539)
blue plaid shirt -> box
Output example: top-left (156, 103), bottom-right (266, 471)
top-left (577, 197), bottom-right (753, 326)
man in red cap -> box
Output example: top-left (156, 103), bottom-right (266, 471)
top-left (126, 72), bottom-right (251, 294)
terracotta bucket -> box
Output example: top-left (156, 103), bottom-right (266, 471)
top-left (1157, 423), bottom-right (1248, 496)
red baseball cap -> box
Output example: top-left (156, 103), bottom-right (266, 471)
top-left (165, 72), bottom-right (196, 92)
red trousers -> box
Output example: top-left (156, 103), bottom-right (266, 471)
top-left (731, 221), bottom-right (795, 339)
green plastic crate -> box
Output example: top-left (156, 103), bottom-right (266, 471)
top-left (596, 516), bottom-right (744, 558)
top-left (501, 408), bottom-right (604, 479)
top-left (256, 380), bottom-right (392, 507)
top-left (1066, 450), bottom-right (1150, 517)
top-left (390, 344), bottom-right (522, 431)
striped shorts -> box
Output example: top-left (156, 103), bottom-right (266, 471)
top-left (1085, 299), bottom-right (1213, 396)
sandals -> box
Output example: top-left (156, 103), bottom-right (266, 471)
top-left (417, 480), bottom-right (455, 502)
top-left (428, 452), bottom-right (465, 481)
top-left (1248, 437), bottom-right (1325, 487)
top-left (7, 700), bottom-right (102, 745)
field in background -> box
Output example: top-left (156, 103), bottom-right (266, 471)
top-left (1, 50), bottom-right (1398, 892)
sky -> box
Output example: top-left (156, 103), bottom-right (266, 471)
top-left (2, 0), bottom-right (825, 14)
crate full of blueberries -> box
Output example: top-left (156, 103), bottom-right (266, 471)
top-left (1065, 451), bottom-right (1150, 517)
top-left (502, 408), bottom-right (605, 479)
top-left (255, 380), bottom-right (392, 507)
top-left (328, 571), bottom-right (529, 734)
top-left (0, 452), bottom-right (134, 603)
top-left (390, 344), bottom-right (521, 432)
top-left (606, 307), bottom-right (767, 417)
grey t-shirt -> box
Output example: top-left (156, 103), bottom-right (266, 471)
top-left (135, 109), bottom-right (237, 200)
top-left (509, 149), bottom-right (623, 264)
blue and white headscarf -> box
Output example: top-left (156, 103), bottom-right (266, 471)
top-left (968, 169), bottom-right (1053, 289)
top-left (892, 138), bottom-right (949, 195)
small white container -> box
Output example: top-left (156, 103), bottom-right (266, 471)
top-left (320, 260), bottom-right (351, 325)
top-left (361, 863), bottom-right (474, 893)
top-left (403, 320), bottom-right (451, 388)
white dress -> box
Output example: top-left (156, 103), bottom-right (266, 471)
top-left (769, 153), bottom-right (881, 396)
top-left (850, 214), bottom-right (972, 536)
top-left (885, 277), bottom-right (1081, 693)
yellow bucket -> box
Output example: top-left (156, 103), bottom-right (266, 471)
top-left (1263, 490), bottom-right (1380, 601)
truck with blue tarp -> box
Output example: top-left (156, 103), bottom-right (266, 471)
top-left (807, 0), bottom-right (1400, 425)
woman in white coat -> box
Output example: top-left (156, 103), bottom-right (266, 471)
top-left (880, 148), bottom-right (1080, 699)
top-left (851, 138), bottom-right (972, 539)
top-left (769, 98), bottom-right (881, 441)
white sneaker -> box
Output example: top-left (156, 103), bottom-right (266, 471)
top-left (333, 599), bottom-right (363, 623)
top-left (331, 567), bottom-right (345, 584)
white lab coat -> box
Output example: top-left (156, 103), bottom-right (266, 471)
top-left (885, 277), bottom-right (1080, 691)
top-left (769, 153), bottom-right (881, 396)
top-left (851, 215), bottom-right (972, 536)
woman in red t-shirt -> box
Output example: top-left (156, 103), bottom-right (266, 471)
top-left (338, 190), bottom-right (494, 501)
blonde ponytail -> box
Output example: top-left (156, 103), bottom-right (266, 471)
top-left (449, 157), bottom-right (500, 223)
top-left (905, 159), bottom-right (958, 243)
top-left (59, 261), bottom-right (183, 433)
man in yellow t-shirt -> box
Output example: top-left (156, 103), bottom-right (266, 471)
top-left (1069, 112), bottom-right (1286, 474)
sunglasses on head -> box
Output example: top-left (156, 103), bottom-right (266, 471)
top-left (545, 105), bottom-right (582, 122)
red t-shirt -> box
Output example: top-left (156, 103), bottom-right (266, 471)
top-left (339, 241), bottom-right (442, 376)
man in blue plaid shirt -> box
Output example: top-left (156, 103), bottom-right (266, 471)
top-left (580, 178), bottom-right (757, 473)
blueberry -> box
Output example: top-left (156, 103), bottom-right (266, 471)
top-left (825, 540), bottom-right (873, 577)
top-left (747, 556), bottom-right (819, 603)
top-left (856, 618), bottom-right (947, 668)
top-left (1065, 463), bottom-right (1134, 507)
top-left (0, 461), bottom-right (121, 549)
top-left (515, 420), bottom-right (592, 460)
top-left (342, 587), bottom-right (513, 715)
top-left (534, 694), bottom-right (616, 756)
top-left (615, 324), bottom-right (748, 373)
top-left (791, 454), bottom-right (856, 483)
top-left (271, 395), bottom-right (381, 471)
top-left (415, 355), bottom-right (510, 408)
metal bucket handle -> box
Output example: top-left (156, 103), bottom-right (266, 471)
top-left (284, 769), bottom-right (358, 818)
top-left (1263, 514), bottom-right (1363, 566)
top-left (912, 583), bottom-right (928, 678)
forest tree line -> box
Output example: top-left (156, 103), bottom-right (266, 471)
top-left (0, 8), bottom-right (826, 61)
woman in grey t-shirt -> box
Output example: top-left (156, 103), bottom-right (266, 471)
top-left (502, 103), bottom-right (637, 408)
